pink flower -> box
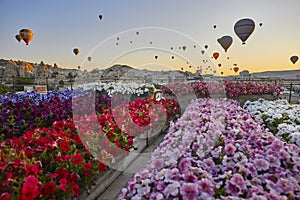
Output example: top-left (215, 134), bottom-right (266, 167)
top-left (198, 178), bottom-right (214, 195)
top-left (224, 143), bottom-right (236, 155)
top-left (153, 158), bottom-right (164, 170)
top-left (230, 173), bottom-right (246, 191)
top-left (180, 183), bottom-right (199, 200)
top-left (60, 178), bottom-right (67, 192)
top-left (184, 172), bottom-right (197, 183)
top-left (225, 181), bottom-right (239, 196)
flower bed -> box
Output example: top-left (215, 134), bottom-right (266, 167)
top-left (75, 82), bottom-right (155, 97)
top-left (244, 99), bottom-right (300, 148)
top-left (161, 80), bottom-right (283, 99)
top-left (119, 98), bottom-right (300, 199)
top-left (0, 88), bottom-right (180, 199)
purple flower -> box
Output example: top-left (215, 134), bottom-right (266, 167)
top-left (155, 180), bottom-right (166, 191)
top-left (254, 158), bottom-right (269, 171)
top-left (225, 181), bottom-right (239, 196)
top-left (178, 158), bottom-right (191, 172)
top-left (251, 193), bottom-right (268, 200)
top-left (271, 139), bottom-right (283, 151)
top-left (276, 178), bottom-right (294, 194)
top-left (224, 143), bottom-right (236, 155)
top-left (153, 158), bottom-right (164, 170)
top-left (136, 179), bottom-right (151, 195)
top-left (203, 158), bottom-right (215, 170)
top-left (150, 192), bottom-right (164, 200)
top-left (198, 178), bottom-right (214, 195)
top-left (266, 155), bottom-right (281, 168)
top-left (230, 173), bottom-right (246, 191)
top-left (180, 183), bottom-right (199, 200)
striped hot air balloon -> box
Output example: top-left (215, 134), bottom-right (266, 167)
top-left (234, 18), bottom-right (255, 45)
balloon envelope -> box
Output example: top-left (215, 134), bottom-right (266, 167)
top-left (233, 67), bottom-right (239, 73)
top-left (19, 29), bottom-right (34, 45)
top-left (213, 52), bottom-right (219, 60)
top-left (73, 48), bottom-right (80, 55)
top-left (204, 45), bottom-right (208, 49)
top-left (182, 46), bottom-right (186, 51)
top-left (290, 56), bottom-right (298, 64)
top-left (87, 57), bottom-right (92, 62)
top-left (15, 34), bottom-right (22, 42)
top-left (234, 18), bottom-right (255, 44)
top-left (99, 15), bottom-right (103, 20)
top-left (217, 35), bottom-right (233, 52)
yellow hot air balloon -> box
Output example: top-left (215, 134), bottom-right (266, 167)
top-left (290, 55), bottom-right (298, 64)
top-left (234, 18), bottom-right (255, 45)
top-left (19, 29), bottom-right (34, 45)
top-left (73, 48), bottom-right (80, 55)
top-left (217, 36), bottom-right (233, 52)
top-left (15, 34), bottom-right (22, 42)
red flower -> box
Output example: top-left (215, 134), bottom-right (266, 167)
top-left (59, 178), bottom-right (67, 192)
top-left (43, 181), bottom-right (57, 195)
top-left (60, 139), bottom-right (70, 152)
top-left (71, 184), bottom-right (80, 197)
top-left (83, 162), bottom-right (92, 171)
top-left (0, 192), bottom-right (10, 200)
top-left (21, 175), bottom-right (40, 200)
top-left (98, 162), bottom-right (106, 172)
top-left (24, 163), bottom-right (41, 175)
top-left (71, 152), bottom-right (83, 165)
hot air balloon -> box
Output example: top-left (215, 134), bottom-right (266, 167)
top-left (259, 23), bottom-right (263, 27)
top-left (290, 56), bottom-right (298, 64)
top-left (227, 57), bottom-right (230, 59)
top-left (233, 64), bottom-right (238, 66)
top-left (189, 66), bottom-right (192, 68)
top-left (130, 41), bottom-right (133, 44)
top-left (217, 35), bottom-right (233, 52)
top-left (233, 67), bottom-right (239, 73)
top-left (182, 46), bottom-right (186, 51)
top-left (117, 37), bottom-right (119, 40)
top-left (234, 18), bottom-right (255, 45)
top-left (87, 57), bottom-right (92, 62)
top-left (204, 45), bottom-right (208, 49)
top-left (201, 50), bottom-right (205, 55)
top-left (170, 47), bottom-right (174, 50)
top-left (19, 29), bottom-right (34, 45)
top-left (181, 67), bottom-right (183, 70)
top-left (149, 41), bottom-right (152, 44)
top-left (193, 45), bottom-right (196, 48)
top-left (154, 55), bottom-right (158, 60)
top-left (171, 56), bottom-right (174, 59)
top-left (15, 34), bottom-right (22, 42)
top-left (221, 72), bottom-right (224, 75)
top-left (78, 66), bottom-right (81, 70)
top-left (218, 63), bottom-right (222, 67)
top-left (73, 48), bottom-right (80, 55)
top-left (213, 52), bottom-right (219, 60)
top-left (136, 31), bottom-right (139, 35)
top-left (99, 15), bottom-right (103, 20)
top-left (213, 25), bottom-right (217, 29)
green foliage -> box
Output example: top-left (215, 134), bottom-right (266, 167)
top-left (0, 85), bottom-right (13, 94)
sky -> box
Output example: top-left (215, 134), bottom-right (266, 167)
top-left (0, 0), bottom-right (300, 76)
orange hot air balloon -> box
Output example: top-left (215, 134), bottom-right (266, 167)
top-left (213, 52), bottom-right (219, 60)
top-left (87, 57), bottom-right (92, 62)
top-left (15, 34), bottom-right (22, 42)
top-left (19, 29), bottom-right (34, 45)
top-left (73, 48), bottom-right (80, 55)
top-left (233, 67), bottom-right (239, 73)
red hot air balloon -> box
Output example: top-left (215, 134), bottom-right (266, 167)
top-left (233, 67), bottom-right (239, 73)
top-left (213, 52), bottom-right (219, 60)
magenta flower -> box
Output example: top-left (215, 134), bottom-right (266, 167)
top-left (198, 178), bottom-right (214, 195)
top-left (254, 158), bottom-right (269, 171)
top-left (178, 158), bottom-right (191, 173)
top-left (225, 181), bottom-right (239, 196)
top-left (224, 143), bottom-right (236, 155)
top-left (163, 181), bottom-right (180, 197)
top-left (180, 183), bottom-right (199, 200)
top-left (266, 155), bottom-right (281, 168)
top-left (184, 172), bottom-right (198, 183)
top-left (271, 139), bottom-right (283, 151)
top-left (230, 173), bottom-right (246, 191)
